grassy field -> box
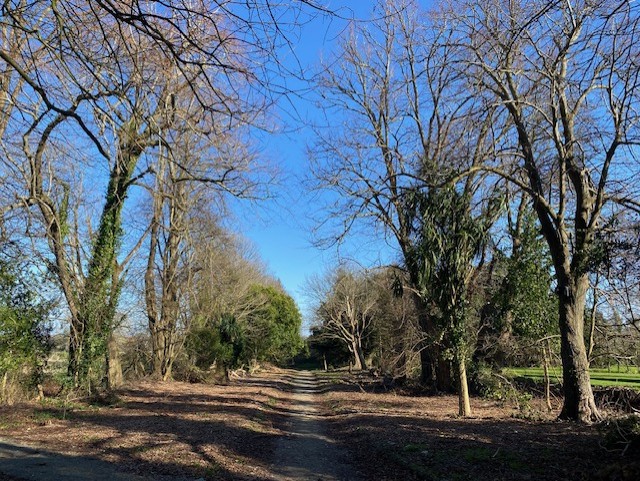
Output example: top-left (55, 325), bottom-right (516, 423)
top-left (505, 366), bottom-right (640, 389)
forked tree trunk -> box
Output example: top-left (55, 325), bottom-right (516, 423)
top-left (150, 329), bottom-right (174, 381)
top-left (351, 340), bottom-right (364, 370)
top-left (558, 274), bottom-right (600, 422)
top-left (146, 151), bottom-right (185, 383)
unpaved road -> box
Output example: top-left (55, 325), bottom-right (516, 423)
top-left (271, 370), bottom-right (359, 481)
top-left (0, 370), bottom-right (360, 481)
top-left (0, 369), bottom-right (618, 480)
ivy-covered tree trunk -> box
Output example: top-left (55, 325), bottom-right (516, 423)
top-left (412, 186), bottom-right (496, 416)
top-left (69, 118), bottom-right (145, 388)
top-left (447, 298), bottom-right (472, 417)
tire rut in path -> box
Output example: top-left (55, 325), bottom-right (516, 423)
top-left (270, 371), bottom-right (359, 481)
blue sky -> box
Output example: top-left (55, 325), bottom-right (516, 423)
top-left (232, 2), bottom-right (398, 326)
top-left (232, 1), bottom-right (435, 329)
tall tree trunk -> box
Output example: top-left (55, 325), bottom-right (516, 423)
top-left (146, 171), bottom-right (162, 379)
top-left (146, 152), bottom-right (185, 382)
top-left (455, 352), bottom-right (471, 417)
top-left (71, 119), bottom-right (145, 387)
top-left (558, 274), bottom-right (600, 422)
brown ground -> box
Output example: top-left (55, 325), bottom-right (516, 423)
top-left (0, 369), bottom-right (633, 480)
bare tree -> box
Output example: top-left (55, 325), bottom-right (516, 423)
top-left (144, 95), bottom-right (261, 380)
top-left (369, 267), bottom-right (422, 378)
top-left (310, 0), bottom-right (472, 387)
top-left (309, 267), bottom-right (377, 371)
top-left (441, 0), bottom-right (640, 421)
top-left (9, 14), bottom-right (177, 387)
top-left (145, 145), bottom-right (195, 381)
top-left (1, 0), bottom-right (324, 388)
top-left (310, 0), bottom-right (502, 397)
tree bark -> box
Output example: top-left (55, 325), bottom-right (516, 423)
top-left (351, 340), bottom-right (364, 370)
top-left (419, 347), bottom-right (435, 385)
top-left (106, 333), bottom-right (123, 389)
top-left (456, 353), bottom-right (471, 417)
top-left (557, 274), bottom-right (600, 422)
top-left (72, 118), bottom-right (145, 387)
top-left (542, 341), bottom-right (552, 412)
top-left (356, 340), bottom-right (367, 371)
top-left (414, 296), bottom-right (453, 390)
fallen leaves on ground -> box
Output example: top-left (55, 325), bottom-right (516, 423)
top-left (0, 369), bottom-right (632, 480)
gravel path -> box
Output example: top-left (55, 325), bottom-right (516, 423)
top-left (271, 371), bottom-right (360, 481)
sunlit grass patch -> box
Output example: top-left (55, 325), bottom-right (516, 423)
top-left (505, 366), bottom-right (640, 389)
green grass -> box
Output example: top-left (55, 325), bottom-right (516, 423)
top-left (31, 410), bottom-right (66, 424)
top-left (0, 419), bottom-right (20, 430)
top-left (505, 366), bottom-right (640, 389)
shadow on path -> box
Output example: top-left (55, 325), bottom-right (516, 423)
top-left (270, 371), bottom-right (361, 481)
top-left (0, 370), bottom-right (362, 481)
top-left (0, 439), bottom-right (184, 481)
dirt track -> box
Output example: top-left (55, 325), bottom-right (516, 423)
top-left (0, 369), bottom-right (359, 481)
top-left (271, 370), bottom-right (359, 480)
top-left (0, 368), bottom-right (628, 480)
